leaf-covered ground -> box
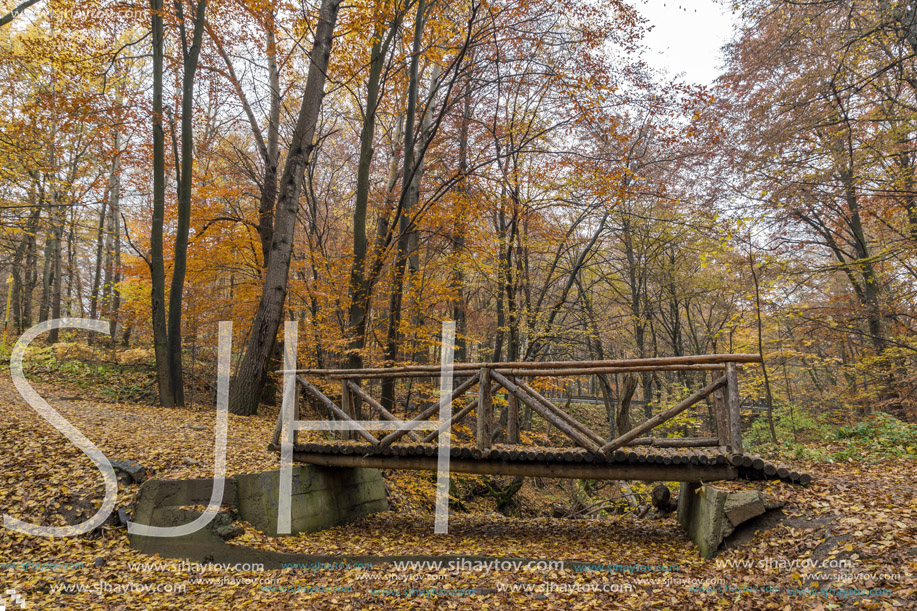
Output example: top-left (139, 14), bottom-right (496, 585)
top-left (0, 376), bottom-right (914, 610)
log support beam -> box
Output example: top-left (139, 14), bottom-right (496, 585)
top-left (296, 376), bottom-right (380, 444)
top-left (600, 376), bottom-right (727, 453)
top-left (490, 370), bottom-right (601, 453)
top-left (289, 451), bottom-right (738, 482)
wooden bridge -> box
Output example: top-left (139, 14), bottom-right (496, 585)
top-left (269, 353), bottom-right (811, 485)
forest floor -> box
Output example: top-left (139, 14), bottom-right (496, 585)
top-left (0, 369), bottom-right (914, 610)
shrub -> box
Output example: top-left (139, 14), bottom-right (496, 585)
top-left (829, 412), bottom-right (917, 459)
top-left (746, 404), bottom-right (829, 449)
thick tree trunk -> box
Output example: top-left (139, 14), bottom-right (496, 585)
top-left (229, 0), bottom-right (342, 416)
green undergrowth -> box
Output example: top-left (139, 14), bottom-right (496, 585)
top-left (747, 407), bottom-right (917, 463)
top-left (12, 344), bottom-right (158, 403)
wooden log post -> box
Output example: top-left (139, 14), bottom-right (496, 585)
top-left (712, 384), bottom-right (729, 447)
top-left (272, 377), bottom-right (302, 447)
top-left (600, 376), bottom-right (727, 453)
top-left (725, 362), bottom-right (743, 453)
top-left (294, 380), bottom-right (301, 446)
top-left (477, 367), bottom-right (492, 450)
top-left (351, 378), bottom-right (363, 422)
top-left (507, 375), bottom-right (519, 443)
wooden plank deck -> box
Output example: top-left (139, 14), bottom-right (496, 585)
top-left (269, 442), bottom-right (811, 485)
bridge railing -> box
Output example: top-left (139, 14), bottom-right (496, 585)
top-left (287, 354), bottom-right (761, 455)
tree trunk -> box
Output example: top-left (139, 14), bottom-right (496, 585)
top-left (382, 0), bottom-right (427, 411)
top-left (64, 204), bottom-right (78, 316)
top-left (345, 15), bottom-right (396, 369)
top-left (258, 6), bottom-right (281, 267)
top-left (166, 0), bottom-right (209, 407)
top-left (749, 245), bottom-right (777, 444)
top-left (229, 0), bottom-right (342, 416)
top-left (149, 0), bottom-right (174, 407)
top-left (90, 194), bottom-right (107, 320)
top-left (20, 188), bottom-right (40, 331)
top-left (404, 62), bottom-right (440, 364)
top-left (46, 202), bottom-right (64, 343)
top-left (452, 68), bottom-right (472, 361)
top-left (12, 203), bottom-right (40, 332)
top-left (108, 139), bottom-right (123, 342)
top-left (38, 227), bottom-right (52, 324)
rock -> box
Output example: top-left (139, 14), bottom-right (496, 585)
top-left (93, 557), bottom-right (106, 567)
top-left (110, 459), bottom-right (147, 484)
top-left (762, 495), bottom-right (784, 511)
top-left (724, 491), bottom-right (784, 527)
top-left (187, 425), bottom-right (206, 431)
top-left (182, 457), bottom-right (201, 466)
top-left (724, 491), bottom-right (766, 527)
top-left (210, 511), bottom-right (244, 541)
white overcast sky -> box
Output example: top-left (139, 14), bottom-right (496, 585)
top-left (632, 0), bottom-right (739, 85)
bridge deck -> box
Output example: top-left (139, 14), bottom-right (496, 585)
top-left (271, 442), bottom-right (811, 485)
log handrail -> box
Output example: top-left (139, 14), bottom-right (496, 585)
top-left (290, 356), bottom-right (747, 455)
top-left (291, 354), bottom-right (761, 377)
